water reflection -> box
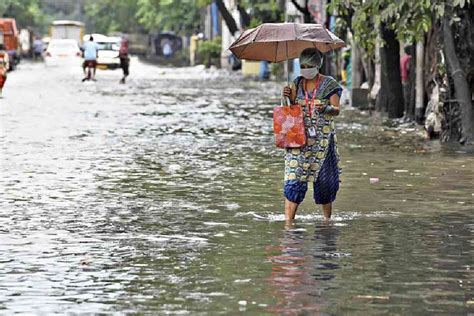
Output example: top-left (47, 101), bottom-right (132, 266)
top-left (311, 222), bottom-right (341, 281)
top-left (266, 223), bottom-right (342, 314)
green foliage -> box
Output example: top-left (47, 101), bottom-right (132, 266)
top-left (246, 0), bottom-right (284, 24)
top-left (329, 0), bottom-right (472, 54)
top-left (1, 0), bottom-right (285, 36)
top-left (197, 36), bottom-right (221, 67)
top-left (84, 0), bottom-right (140, 34)
top-left (1, 0), bottom-right (46, 30)
top-left (270, 62), bottom-right (284, 78)
top-left (136, 0), bottom-right (201, 33)
top-left (83, 0), bottom-right (202, 34)
top-left (197, 36), bottom-right (221, 58)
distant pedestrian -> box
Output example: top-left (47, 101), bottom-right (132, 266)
top-left (400, 46), bottom-right (412, 118)
top-left (162, 41), bottom-right (173, 59)
top-left (82, 36), bottom-right (99, 81)
top-left (341, 48), bottom-right (351, 86)
top-left (119, 36), bottom-right (130, 84)
top-left (33, 37), bottom-right (43, 60)
top-left (0, 45), bottom-right (8, 97)
top-left (281, 48), bottom-right (343, 223)
top-left (189, 31), bottom-right (199, 66)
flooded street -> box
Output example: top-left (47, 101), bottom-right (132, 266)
top-left (1, 60), bottom-right (473, 314)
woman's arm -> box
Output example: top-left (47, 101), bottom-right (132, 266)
top-left (316, 94), bottom-right (340, 115)
top-left (329, 94), bottom-right (340, 116)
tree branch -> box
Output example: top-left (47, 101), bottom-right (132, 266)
top-left (215, 0), bottom-right (239, 36)
top-left (237, 4), bottom-right (250, 28)
top-left (290, 0), bottom-right (309, 15)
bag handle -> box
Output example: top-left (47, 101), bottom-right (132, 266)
top-left (281, 76), bottom-right (303, 106)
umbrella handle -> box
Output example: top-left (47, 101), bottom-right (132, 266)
top-left (281, 96), bottom-right (291, 106)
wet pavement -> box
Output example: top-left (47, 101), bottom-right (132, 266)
top-left (1, 60), bottom-right (473, 314)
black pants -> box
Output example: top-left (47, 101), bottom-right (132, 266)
top-left (402, 82), bottom-right (409, 114)
top-left (120, 57), bottom-right (129, 77)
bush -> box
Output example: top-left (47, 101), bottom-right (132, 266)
top-left (271, 62), bottom-right (284, 79)
top-left (197, 37), bottom-right (221, 68)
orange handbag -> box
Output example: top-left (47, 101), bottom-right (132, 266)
top-left (273, 103), bottom-right (306, 148)
top-left (273, 76), bottom-right (323, 148)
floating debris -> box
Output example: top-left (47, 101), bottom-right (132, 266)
top-left (369, 177), bottom-right (380, 184)
top-left (353, 295), bottom-right (389, 301)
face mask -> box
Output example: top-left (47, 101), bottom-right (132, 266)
top-left (301, 67), bottom-right (319, 79)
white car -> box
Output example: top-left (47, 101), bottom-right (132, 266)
top-left (96, 36), bottom-right (121, 70)
top-left (44, 39), bottom-right (82, 66)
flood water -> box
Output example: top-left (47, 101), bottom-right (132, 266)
top-left (1, 61), bottom-right (473, 314)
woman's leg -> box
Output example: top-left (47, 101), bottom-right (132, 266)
top-left (285, 199), bottom-right (299, 221)
top-left (322, 203), bottom-right (332, 220)
top-left (284, 180), bottom-right (308, 222)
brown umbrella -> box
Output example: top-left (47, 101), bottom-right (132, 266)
top-left (229, 22), bottom-right (345, 63)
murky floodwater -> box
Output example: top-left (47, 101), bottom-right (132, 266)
top-left (1, 61), bottom-right (473, 314)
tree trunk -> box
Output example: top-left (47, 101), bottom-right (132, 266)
top-left (290, 0), bottom-right (312, 23)
top-left (370, 34), bottom-right (381, 108)
top-left (415, 40), bottom-right (425, 123)
top-left (376, 25), bottom-right (404, 118)
top-left (215, 0), bottom-right (238, 36)
top-left (408, 45), bottom-right (416, 121)
top-left (443, 16), bottom-right (473, 144)
top-left (358, 46), bottom-right (369, 83)
top-left (351, 42), bottom-right (363, 89)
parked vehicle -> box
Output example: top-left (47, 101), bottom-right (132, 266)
top-left (44, 39), bottom-right (82, 67)
top-left (0, 18), bottom-right (20, 70)
top-left (50, 20), bottom-right (85, 46)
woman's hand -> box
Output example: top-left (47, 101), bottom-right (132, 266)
top-left (329, 94), bottom-right (340, 116)
top-left (282, 86), bottom-right (292, 99)
top-left (314, 103), bottom-right (326, 112)
top-left (314, 96), bottom-right (340, 115)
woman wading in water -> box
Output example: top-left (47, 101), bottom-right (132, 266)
top-left (282, 48), bottom-right (342, 222)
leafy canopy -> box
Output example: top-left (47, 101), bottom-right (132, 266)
top-left (1, 0), bottom-right (46, 31)
top-left (135, 0), bottom-right (201, 33)
top-left (329, 0), bottom-right (471, 53)
top-left (84, 0), bottom-right (141, 34)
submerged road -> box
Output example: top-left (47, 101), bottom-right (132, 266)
top-left (1, 60), bottom-right (473, 314)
